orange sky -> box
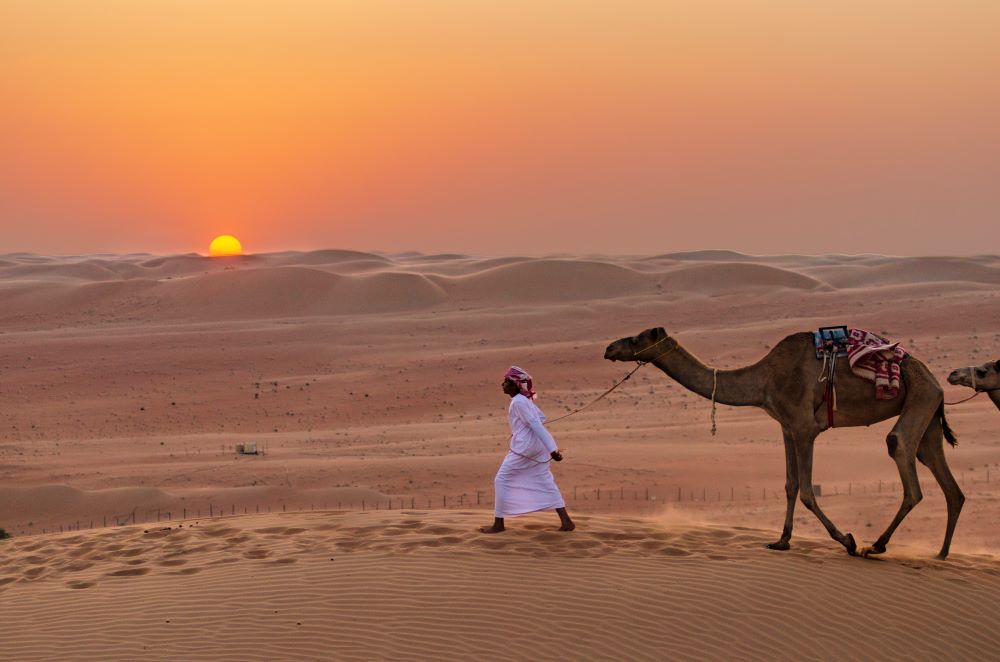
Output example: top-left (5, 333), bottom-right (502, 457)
top-left (2, 1), bottom-right (999, 256)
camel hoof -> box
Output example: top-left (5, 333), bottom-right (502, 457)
top-left (859, 545), bottom-right (886, 558)
top-left (935, 552), bottom-right (949, 561)
top-left (766, 540), bottom-right (790, 551)
top-left (844, 533), bottom-right (858, 556)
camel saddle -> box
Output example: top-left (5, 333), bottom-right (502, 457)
top-left (813, 325), bottom-right (849, 358)
top-left (814, 326), bottom-right (849, 428)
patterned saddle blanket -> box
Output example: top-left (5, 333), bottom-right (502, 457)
top-left (814, 326), bottom-right (907, 400)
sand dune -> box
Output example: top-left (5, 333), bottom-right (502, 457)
top-left (158, 267), bottom-right (449, 317)
top-left (0, 261), bottom-right (125, 282)
top-left (440, 259), bottom-right (652, 304)
top-left (3, 251), bottom-right (1000, 325)
top-left (2, 511), bottom-right (999, 661)
top-left (3, 248), bottom-right (1000, 660)
top-left (269, 249), bottom-right (393, 266)
top-left (814, 257), bottom-right (1000, 289)
top-left (657, 262), bottom-right (830, 293)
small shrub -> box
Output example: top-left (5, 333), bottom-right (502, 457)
top-left (0, 528), bottom-right (10, 540)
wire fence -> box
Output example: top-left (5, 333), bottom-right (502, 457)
top-left (5, 468), bottom-right (997, 538)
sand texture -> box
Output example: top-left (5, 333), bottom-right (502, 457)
top-left (2, 250), bottom-right (1000, 660)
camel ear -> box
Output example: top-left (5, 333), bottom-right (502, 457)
top-left (654, 327), bottom-right (667, 339)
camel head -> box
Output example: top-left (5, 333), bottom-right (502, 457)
top-left (948, 359), bottom-right (1000, 392)
top-left (604, 327), bottom-right (670, 362)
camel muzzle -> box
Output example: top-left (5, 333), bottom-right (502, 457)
top-left (947, 368), bottom-right (972, 388)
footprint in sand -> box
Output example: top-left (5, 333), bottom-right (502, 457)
top-left (65, 560), bottom-right (94, 572)
top-left (244, 549), bottom-right (271, 559)
top-left (158, 559), bottom-right (188, 567)
top-left (0, 576), bottom-right (17, 587)
top-left (531, 532), bottom-right (566, 543)
top-left (23, 567), bottom-right (47, 580)
top-left (659, 547), bottom-right (693, 557)
top-left (106, 567), bottom-right (150, 578)
top-left (200, 527), bottom-right (240, 538)
top-left (66, 580), bottom-right (94, 590)
top-left (209, 558), bottom-right (240, 566)
top-left (173, 567), bottom-right (202, 575)
top-left (271, 558), bottom-right (297, 565)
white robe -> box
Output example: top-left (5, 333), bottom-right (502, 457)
top-left (494, 394), bottom-right (566, 517)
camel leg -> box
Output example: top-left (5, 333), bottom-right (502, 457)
top-left (767, 428), bottom-right (799, 551)
top-left (861, 394), bottom-right (940, 557)
top-left (794, 434), bottom-right (857, 555)
top-left (916, 420), bottom-right (965, 560)
top-left (861, 444), bottom-right (922, 557)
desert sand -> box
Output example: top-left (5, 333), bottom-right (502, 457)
top-left (2, 250), bottom-right (1000, 660)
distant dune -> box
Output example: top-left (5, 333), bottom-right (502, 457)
top-left (1, 250), bottom-right (999, 325)
top-left (157, 267), bottom-right (448, 318)
top-left (657, 262), bottom-right (830, 293)
top-left (439, 259), bottom-right (651, 304)
top-left (813, 257), bottom-right (1000, 289)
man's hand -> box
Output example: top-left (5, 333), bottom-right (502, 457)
top-left (550, 450), bottom-right (563, 462)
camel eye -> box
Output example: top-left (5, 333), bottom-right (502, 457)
top-left (976, 368), bottom-right (988, 378)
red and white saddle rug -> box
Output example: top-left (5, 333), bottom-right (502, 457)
top-left (847, 329), bottom-right (907, 399)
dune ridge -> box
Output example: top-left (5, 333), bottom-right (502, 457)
top-left (2, 252), bottom-right (999, 324)
top-left (2, 511), bottom-right (999, 661)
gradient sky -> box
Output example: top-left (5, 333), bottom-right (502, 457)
top-left (2, 1), bottom-right (999, 256)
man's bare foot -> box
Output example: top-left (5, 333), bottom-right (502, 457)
top-left (480, 517), bottom-right (505, 534)
top-left (556, 507), bottom-right (574, 531)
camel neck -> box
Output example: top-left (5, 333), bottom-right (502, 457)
top-left (651, 342), bottom-right (763, 407)
top-left (989, 390), bottom-right (1000, 412)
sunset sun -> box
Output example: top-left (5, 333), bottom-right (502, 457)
top-left (208, 235), bottom-right (243, 257)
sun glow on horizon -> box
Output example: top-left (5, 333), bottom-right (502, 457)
top-left (208, 235), bottom-right (243, 257)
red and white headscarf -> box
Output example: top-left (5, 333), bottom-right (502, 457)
top-left (504, 365), bottom-right (536, 400)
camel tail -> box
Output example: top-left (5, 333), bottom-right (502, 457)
top-left (939, 402), bottom-right (958, 447)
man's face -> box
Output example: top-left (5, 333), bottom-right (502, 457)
top-left (502, 378), bottom-right (520, 396)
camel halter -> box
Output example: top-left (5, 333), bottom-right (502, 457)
top-left (545, 336), bottom-right (678, 425)
top-left (944, 366), bottom-right (986, 406)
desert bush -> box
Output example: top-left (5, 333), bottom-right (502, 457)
top-left (0, 528), bottom-right (10, 540)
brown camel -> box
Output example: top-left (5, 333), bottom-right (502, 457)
top-left (948, 360), bottom-right (1000, 411)
top-left (604, 327), bottom-right (965, 559)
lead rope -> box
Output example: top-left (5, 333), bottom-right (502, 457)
top-left (545, 340), bottom-right (678, 425)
